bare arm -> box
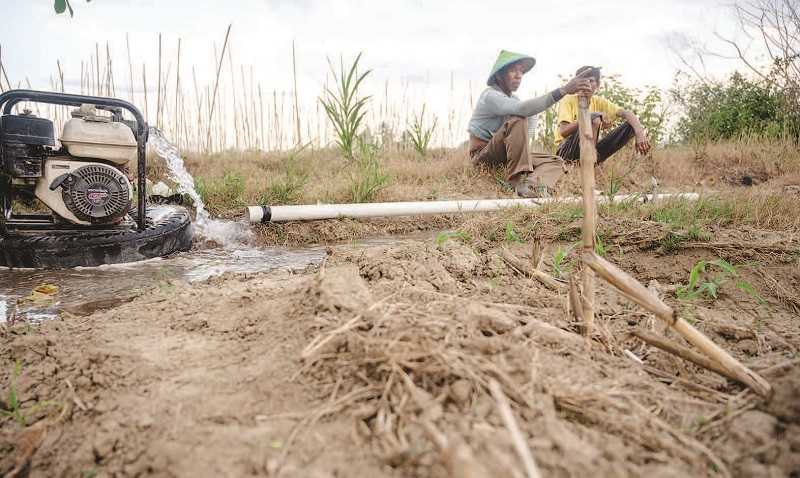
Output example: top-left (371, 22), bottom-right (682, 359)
top-left (558, 121), bottom-right (579, 139)
top-left (617, 109), bottom-right (651, 154)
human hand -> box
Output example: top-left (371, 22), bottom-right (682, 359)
top-left (561, 68), bottom-right (594, 96)
top-left (598, 113), bottom-right (613, 129)
top-left (635, 130), bottom-right (651, 155)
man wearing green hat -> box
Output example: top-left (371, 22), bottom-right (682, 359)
top-left (468, 50), bottom-right (591, 197)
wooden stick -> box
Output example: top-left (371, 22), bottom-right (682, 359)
top-left (499, 249), bottom-right (564, 291)
top-left (174, 38), bottom-right (182, 147)
top-left (126, 33), bottom-right (134, 103)
top-left (156, 33), bottom-right (162, 129)
top-left (207, 24), bottom-right (232, 151)
top-left (292, 39), bottom-right (302, 146)
top-left (582, 251), bottom-right (771, 397)
top-left (488, 379), bottom-right (541, 478)
top-left (631, 329), bottom-right (732, 379)
top-left (567, 274), bottom-right (584, 323)
top-left (576, 95), bottom-right (596, 340)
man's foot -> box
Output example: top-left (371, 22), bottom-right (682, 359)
top-left (512, 174), bottom-right (551, 198)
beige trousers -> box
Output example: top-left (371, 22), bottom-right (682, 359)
top-left (470, 116), bottom-right (567, 190)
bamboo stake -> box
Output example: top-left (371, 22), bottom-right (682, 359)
top-left (499, 249), bottom-right (564, 291)
top-left (292, 39), bottom-right (301, 146)
top-left (582, 251), bottom-right (771, 397)
top-left (95, 42), bottom-right (100, 96)
top-left (577, 95), bottom-right (596, 343)
top-left (106, 41), bottom-right (114, 97)
top-left (631, 329), bottom-right (731, 379)
top-left (126, 33), bottom-right (134, 103)
top-left (156, 33), bottom-right (162, 129)
top-left (142, 63), bottom-right (149, 123)
top-left (228, 41), bottom-right (240, 150)
top-left (207, 24), bottom-right (232, 152)
top-left (174, 38), bottom-right (181, 147)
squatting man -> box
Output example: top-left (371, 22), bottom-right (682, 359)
top-left (468, 50), bottom-right (652, 197)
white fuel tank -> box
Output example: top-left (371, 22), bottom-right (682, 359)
top-left (61, 110), bottom-right (137, 165)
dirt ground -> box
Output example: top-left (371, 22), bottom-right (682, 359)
top-left (2, 207), bottom-right (800, 477)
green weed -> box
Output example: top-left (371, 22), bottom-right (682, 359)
top-left (406, 105), bottom-right (437, 157)
top-left (349, 140), bottom-right (389, 203)
top-left (435, 231), bottom-right (470, 247)
top-left (1, 361), bottom-right (57, 427)
top-left (259, 147), bottom-right (309, 205)
top-left (594, 234), bottom-right (607, 257)
top-left (504, 222), bottom-right (523, 243)
top-left (195, 171), bottom-right (245, 210)
top-left (552, 245), bottom-right (574, 279)
top-left (319, 53), bottom-right (372, 161)
top-left (676, 258), bottom-right (764, 302)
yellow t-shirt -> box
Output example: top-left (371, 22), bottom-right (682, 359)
top-left (554, 95), bottom-right (622, 145)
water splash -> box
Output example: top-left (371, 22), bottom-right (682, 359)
top-left (148, 128), bottom-right (252, 247)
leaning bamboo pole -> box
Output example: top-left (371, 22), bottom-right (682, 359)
top-left (582, 251), bottom-right (771, 396)
top-left (575, 97), bottom-right (770, 398)
top-left (577, 95), bottom-right (596, 341)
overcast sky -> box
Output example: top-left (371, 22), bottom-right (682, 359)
top-left (1, 0), bottom-right (754, 146)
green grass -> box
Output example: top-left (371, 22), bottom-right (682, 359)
top-left (648, 197), bottom-right (736, 228)
top-left (504, 222), bottom-right (524, 243)
top-left (196, 171), bottom-right (245, 211)
top-left (258, 147), bottom-right (309, 205)
top-left (349, 140), bottom-right (389, 203)
top-left (435, 231), bottom-right (471, 247)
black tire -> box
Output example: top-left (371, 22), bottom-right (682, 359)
top-left (0, 206), bottom-right (193, 268)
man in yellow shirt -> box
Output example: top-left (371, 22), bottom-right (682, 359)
top-left (553, 66), bottom-right (651, 173)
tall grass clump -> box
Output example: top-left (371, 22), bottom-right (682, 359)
top-left (406, 105), bottom-right (437, 157)
top-left (196, 171), bottom-right (245, 212)
top-left (320, 53), bottom-right (372, 161)
top-left (349, 140), bottom-right (388, 203)
top-left (259, 147), bottom-right (309, 205)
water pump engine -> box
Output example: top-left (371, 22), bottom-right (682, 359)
top-left (1, 105), bottom-right (136, 225)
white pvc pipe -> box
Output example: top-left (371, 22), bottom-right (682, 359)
top-left (246, 192), bottom-right (700, 223)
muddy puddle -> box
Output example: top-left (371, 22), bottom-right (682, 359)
top-left (0, 234), bottom-right (430, 324)
top-left (0, 245), bottom-right (327, 324)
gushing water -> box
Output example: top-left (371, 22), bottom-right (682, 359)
top-left (148, 128), bottom-right (252, 247)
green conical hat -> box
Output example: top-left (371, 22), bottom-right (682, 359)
top-left (487, 50), bottom-right (536, 86)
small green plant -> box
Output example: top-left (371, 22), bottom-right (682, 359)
top-left (435, 231), bottom-right (471, 247)
top-left (603, 158), bottom-right (639, 201)
top-left (676, 259), bottom-right (763, 302)
top-left (349, 140), bottom-right (389, 203)
top-left (406, 105), bottom-right (438, 157)
top-left (504, 222), bottom-right (523, 243)
top-left (552, 245), bottom-right (574, 279)
top-left (686, 224), bottom-right (712, 242)
top-left (319, 53), bottom-right (372, 161)
top-left (1, 361), bottom-right (56, 426)
top-left (259, 146), bottom-right (309, 205)
top-left (594, 234), bottom-right (607, 257)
